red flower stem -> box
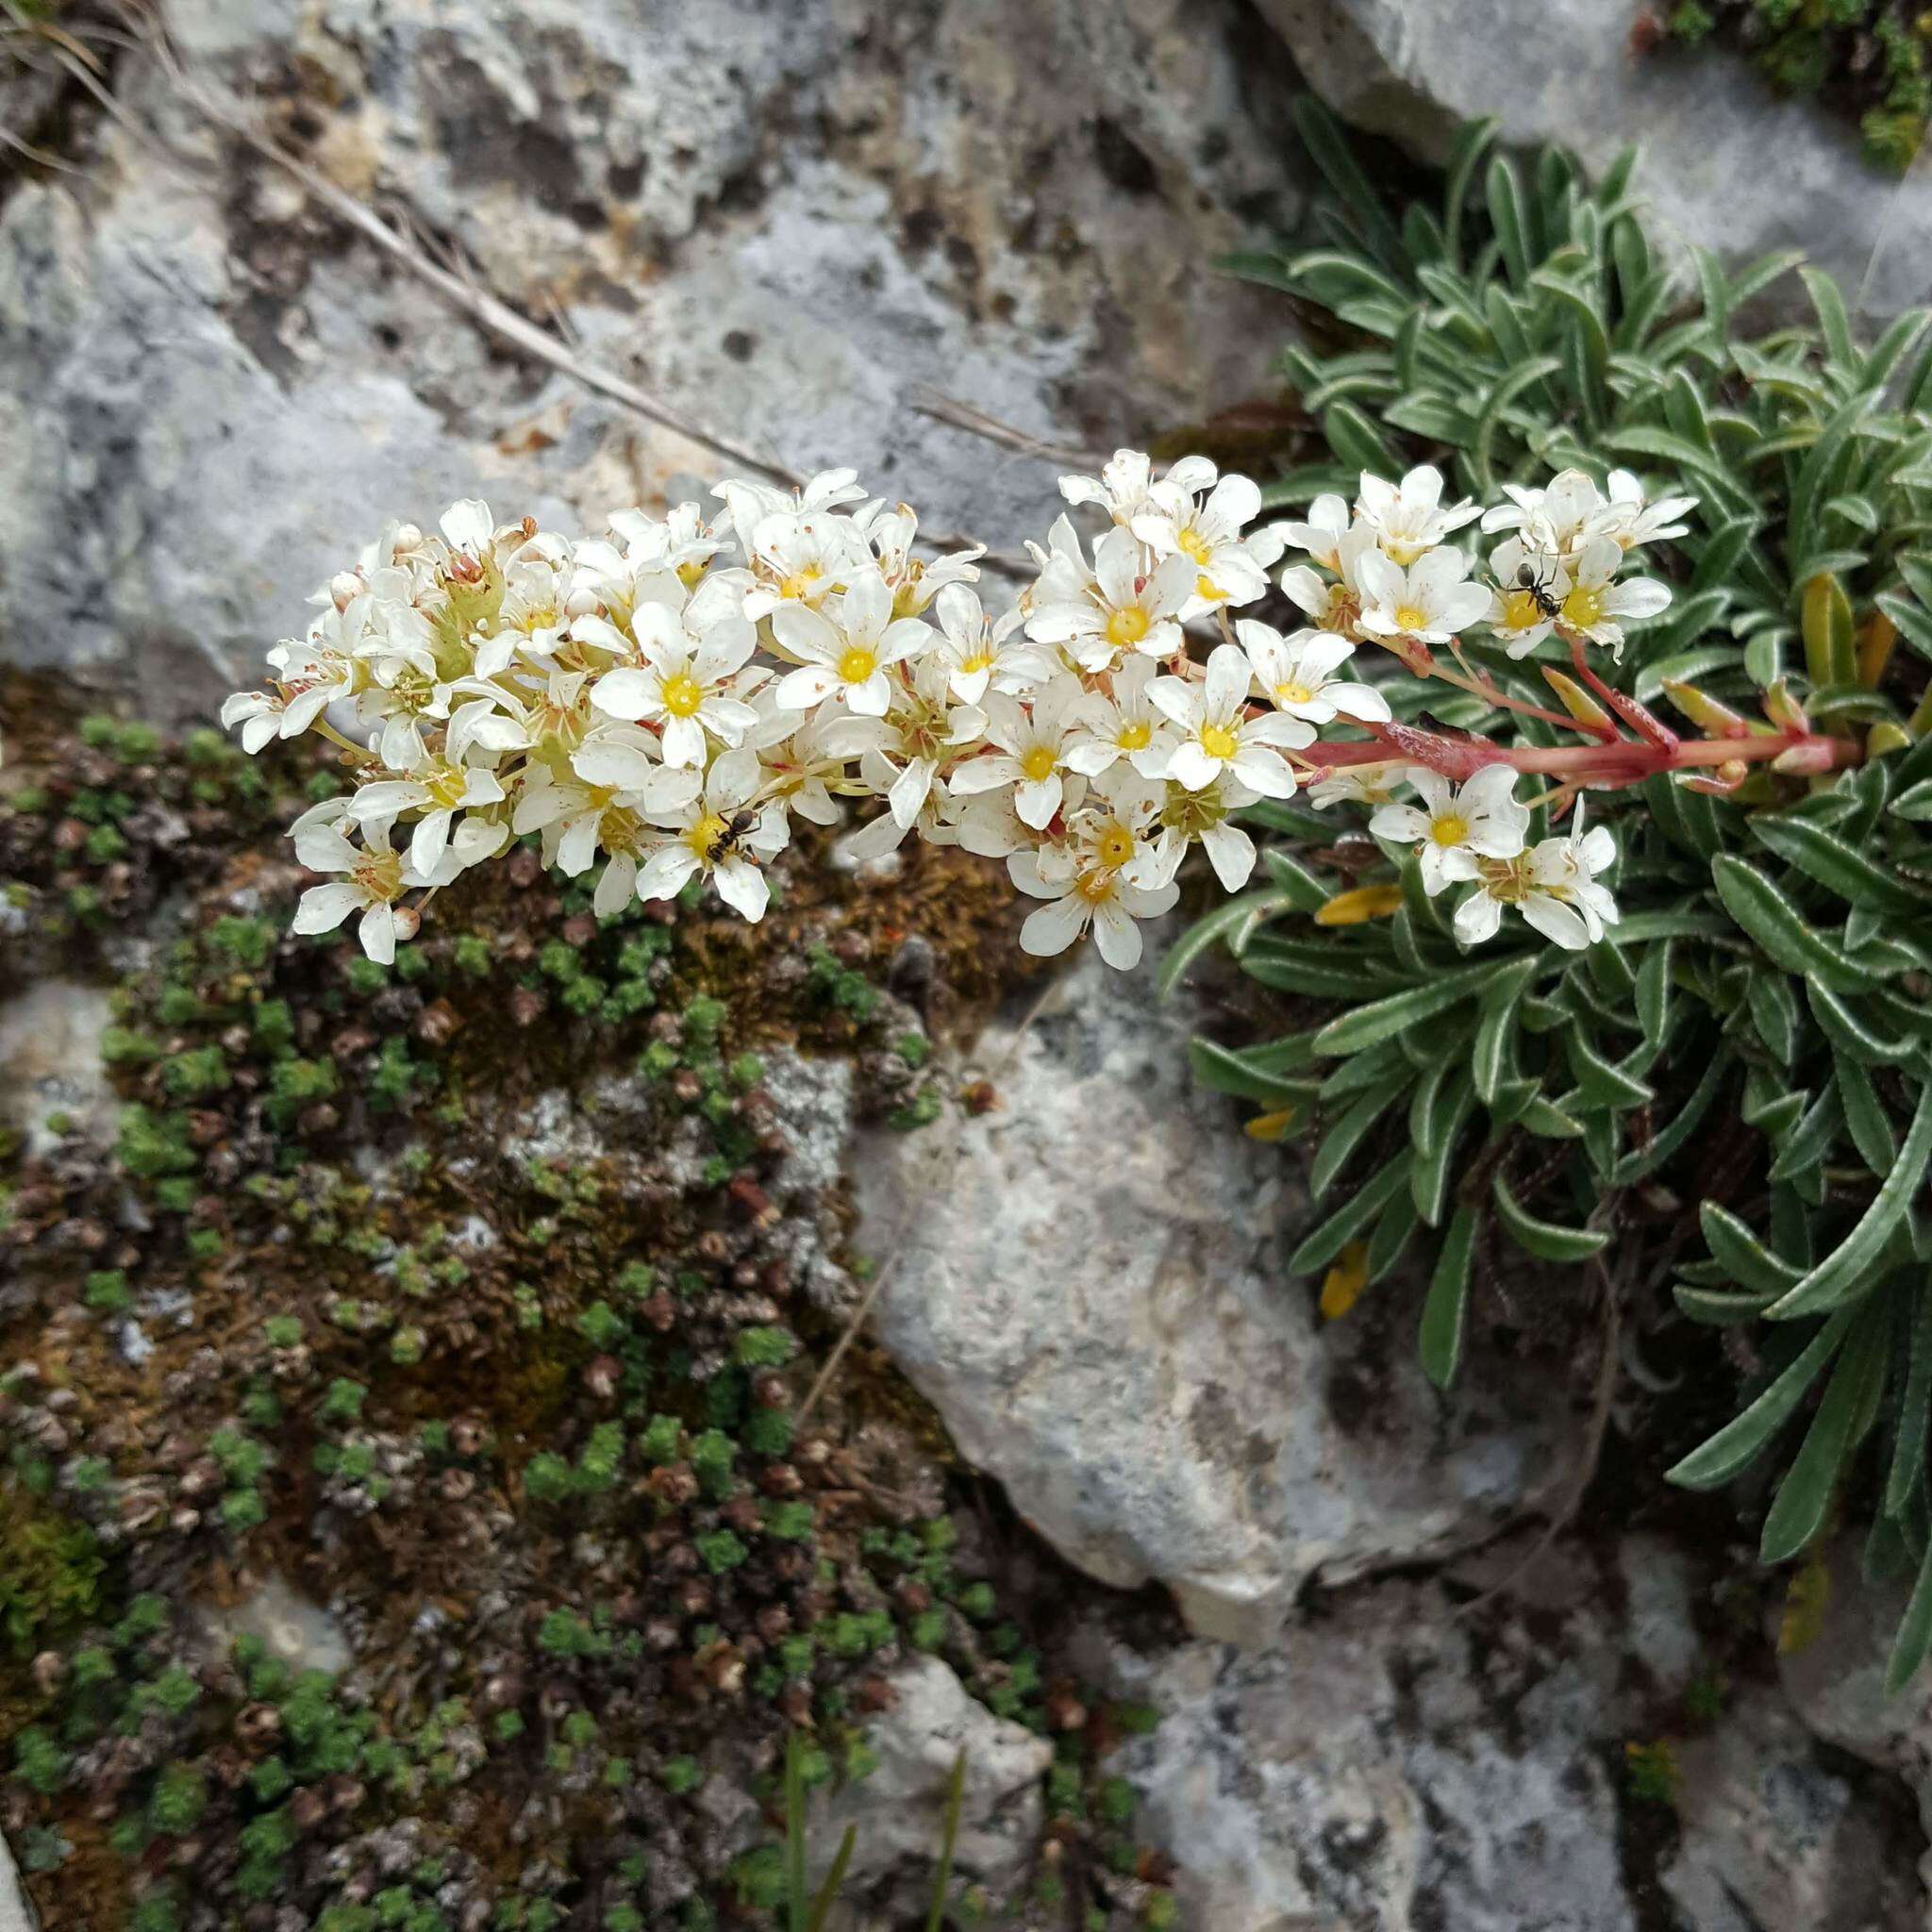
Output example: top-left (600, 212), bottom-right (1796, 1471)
top-left (1298, 724), bottom-right (1859, 789)
top-left (1567, 633), bottom-right (1677, 749)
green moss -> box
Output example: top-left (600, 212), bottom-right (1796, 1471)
top-left (0, 1491), bottom-right (107, 1657)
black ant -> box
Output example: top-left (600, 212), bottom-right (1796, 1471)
top-left (711, 807), bottom-right (762, 861)
top-left (1511, 557), bottom-right (1564, 622)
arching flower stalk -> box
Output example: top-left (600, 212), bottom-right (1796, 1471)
top-left (224, 456), bottom-right (1856, 968)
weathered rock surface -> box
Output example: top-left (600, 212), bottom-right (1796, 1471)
top-left (0, 981), bottom-right (115, 1158)
top-left (810, 1656), bottom-right (1052, 1921)
top-left (1085, 1531), bottom-right (1927, 1932)
top-left (1257, 0), bottom-right (1932, 318)
top-left (857, 947), bottom-right (1574, 1644)
top-left (0, 1826), bottom-right (35, 1932)
top-left (0, 0), bottom-right (1305, 722)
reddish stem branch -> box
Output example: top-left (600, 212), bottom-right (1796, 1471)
top-left (1299, 723), bottom-right (1859, 790)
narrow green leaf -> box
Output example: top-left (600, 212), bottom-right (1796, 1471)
top-left (1472, 957), bottom-right (1538, 1103)
top-left (1158, 885), bottom-right (1296, 998)
top-left (1698, 1201), bottom-right (1804, 1294)
top-left (1635, 940), bottom-right (1673, 1046)
top-left (1491, 1173), bottom-right (1607, 1263)
top-left (1770, 1081), bottom-right (1932, 1318)
top-left (1674, 1282), bottom-right (1781, 1325)
top-left (1409, 1074), bottom-right (1475, 1225)
top-left (1711, 855), bottom-right (1873, 991)
top-left (1889, 1291), bottom-right (1932, 1519)
top-left (1836, 1055), bottom-right (1899, 1174)
top-left (1760, 1307), bottom-right (1888, 1562)
top-left (1563, 1026), bottom-right (1655, 1111)
top-left (1745, 971), bottom-right (1799, 1066)
top-left (1748, 813), bottom-right (1931, 915)
top-left (1419, 1204), bottom-right (1478, 1390)
top-left (1312, 958), bottom-right (1524, 1056)
top-left (1885, 1535), bottom-right (1932, 1693)
top-left (1188, 1038), bottom-right (1312, 1108)
top-left (808, 1830), bottom-right (858, 1932)
top-left (1667, 1309), bottom-right (1853, 1490)
top-left (1289, 1156), bottom-right (1413, 1274)
top-left (1310, 1074), bottom-right (1410, 1199)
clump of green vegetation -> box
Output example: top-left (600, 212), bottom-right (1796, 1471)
top-left (1205, 105), bottom-right (1932, 1684)
top-left (1653, 0), bottom-right (1932, 175)
top-left (1, 708), bottom-right (1167, 1928)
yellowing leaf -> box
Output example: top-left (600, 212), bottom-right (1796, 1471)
top-left (1778, 1547), bottom-right (1831, 1656)
top-left (1315, 885), bottom-right (1403, 926)
top-left (1320, 1241), bottom-right (1370, 1320)
top-left (1541, 666), bottom-right (1613, 732)
top-left (1857, 609), bottom-right (1897, 691)
top-left (1244, 1108), bottom-right (1297, 1142)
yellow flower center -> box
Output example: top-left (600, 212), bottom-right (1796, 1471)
top-left (1106, 606), bottom-right (1151, 649)
top-left (353, 848), bottom-right (403, 901)
top-left (1274, 680), bottom-right (1315, 708)
top-left (1393, 603), bottom-right (1429, 634)
top-left (1117, 719), bottom-right (1152, 752)
top-left (1196, 575), bottom-right (1224, 602)
top-left (1430, 812), bottom-right (1470, 848)
top-left (891, 562), bottom-right (926, 619)
top-left (661, 672), bottom-right (705, 718)
top-left (1562, 585), bottom-right (1606, 630)
top-left (1093, 822), bottom-right (1137, 870)
top-left (424, 763), bottom-right (469, 809)
top-left (686, 813), bottom-right (727, 861)
top-left (959, 648), bottom-right (993, 675)
top-left (838, 645), bottom-right (879, 686)
top-left (1177, 527), bottom-right (1213, 565)
top-left (778, 566), bottom-right (824, 603)
top-left (1502, 589), bottom-right (1543, 631)
top-left (1385, 537), bottom-right (1427, 567)
top-left (1198, 723), bottom-right (1239, 761)
top-left (601, 805), bottom-right (642, 857)
top-left (676, 560), bottom-right (707, 591)
top-left (1020, 744), bottom-right (1058, 783)
top-left (1074, 869), bottom-right (1117, 905)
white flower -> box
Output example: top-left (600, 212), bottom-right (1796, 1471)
top-left (1591, 471), bottom-right (1696, 553)
top-left (608, 500), bottom-right (730, 592)
top-left (1355, 545), bottom-right (1491, 647)
top-left (1058, 449), bottom-right (1216, 528)
top-left (584, 604), bottom-right (758, 766)
top-left (1236, 621), bottom-right (1390, 726)
top-left (1279, 521), bottom-right (1379, 637)
top-left (344, 752), bottom-right (506, 879)
top-left (933, 584), bottom-right (1052, 704)
top-left (1456, 806), bottom-right (1620, 949)
top-left (1063, 655), bottom-right (1174, 780)
top-left (1555, 535), bottom-right (1672, 657)
top-left (1024, 526), bottom-right (1193, 671)
top-left (1479, 468), bottom-right (1600, 557)
top-left (714, 467), bottom-right (867, 558)
top-left (1274, 492), bottom-right (1353, 573)
top-left (772, 570), bottom-right (932, 717)
top-left (1148, 770), bottom-right (1260, 891)
top-left (1008, 832), bottom-right (1179, 970)
top-left (221, 690), bottom-right (290, 755)
top-left (1130, 473), bottom-right (1284, 614)
top-left (1369, 765), bottom-right (1529, 895)
top-left (866, 657), bottom-right (987, 829)
top-left (1307, 758), bottom-right (1409, 810)
top-left (1483, 536), bottom-right (1569, 659)
top-left (1148, 643), bottom-right (1310, 796)
top-left (741, 509), bottom-right (863, 623)
top-left (633, 748), bottom-right (783, 922)
top-left (744, 698), bottom-right (879, 837)
top-left (858, 503), bottom-right (983, 617)
top-left (948, 675), bottom-right (1088, 830)
top-left (290, 808), bottom-right (443, 965)
top-left (1357, 465), bottom-right (1481, 564)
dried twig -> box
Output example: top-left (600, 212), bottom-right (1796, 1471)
top-left (908, 385), bottom-right (1108, 472)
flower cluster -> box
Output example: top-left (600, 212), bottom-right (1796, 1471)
top-left (224, 451), bottom-right (1715, 972)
